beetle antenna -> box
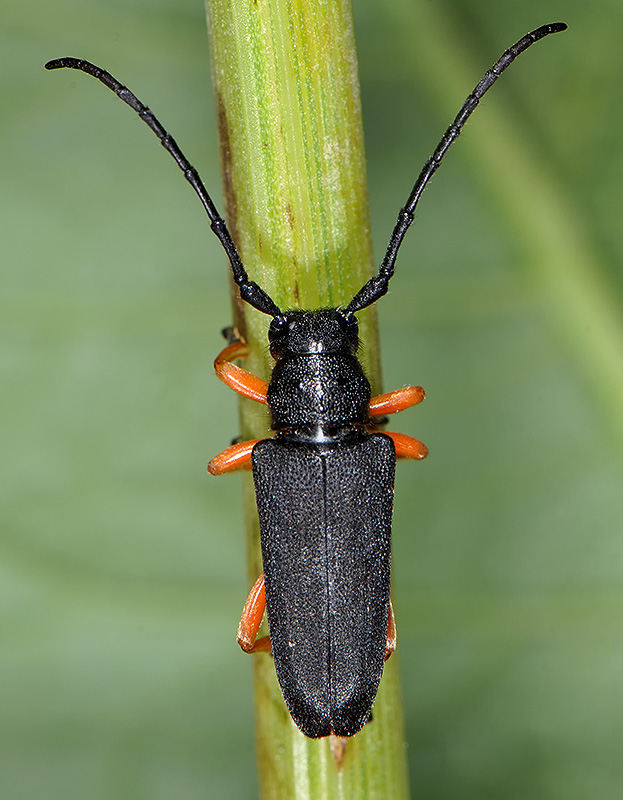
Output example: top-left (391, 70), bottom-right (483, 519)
top-left (346, 22), bottom-right (567, 313)
top-left (45, 57), bottom-right (281, 317)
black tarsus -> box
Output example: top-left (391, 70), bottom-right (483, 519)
top-left (44, 57), bottom-right (281, 318)
top-left (346, 21), bottom-right (567, 313)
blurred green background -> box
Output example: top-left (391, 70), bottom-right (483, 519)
top-left (2, 0), bottom-right (622, 797)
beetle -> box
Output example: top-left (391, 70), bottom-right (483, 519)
top-left (46, 21), bottom-right (566, 739)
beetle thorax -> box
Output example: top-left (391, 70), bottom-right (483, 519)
top-left (266, 310), bottom-right (371, 439)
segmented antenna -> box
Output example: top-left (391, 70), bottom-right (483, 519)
top-left (46, 22), bottom-right (566, 318)
top-left (45, 57), bottom-right (281, 317)
top-left (346, 22), bottom-right (567, 313)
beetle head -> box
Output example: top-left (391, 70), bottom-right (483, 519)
top-left (268, 309), bottom-right (359, 358)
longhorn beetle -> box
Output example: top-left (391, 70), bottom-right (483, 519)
top-left (46, 21), bottom-right (566, 739)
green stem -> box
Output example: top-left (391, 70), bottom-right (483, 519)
top-left (204, 0), bottom-right (410, 797)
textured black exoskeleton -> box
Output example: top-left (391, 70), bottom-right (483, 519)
top-left (252, 310), bottom-right (397, 737)
top-left (46, 22), bottom-right (566, 738)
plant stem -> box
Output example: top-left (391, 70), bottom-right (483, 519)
top-left (204, 0), bottom-right (410, 796)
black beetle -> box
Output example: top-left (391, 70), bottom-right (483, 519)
top-left (46, 21), bottom-right (566, 739)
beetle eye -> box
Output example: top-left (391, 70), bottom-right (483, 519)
top-left (269, 315), bottom-right (288, 336)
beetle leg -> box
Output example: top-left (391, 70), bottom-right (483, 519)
top-left (384, 430), bottom-right (428, 460)
top-left (369, 385), bottom-right (425, 417)
top-left (208, 439), bottom-right (261, 475)
top-left (214, 340), bottom-right (269, 405)
top-left (214, 338), bottom-right (249, 365)
top-left (385, 600), bottom-right (396, 661)
top-left (237, 573), bottom-right (272, 654)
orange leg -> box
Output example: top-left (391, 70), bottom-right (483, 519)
top-left (208, 439), bottom-right (261, 475)
top-left (385, 430), bottom-right (428, 460)
top-left (385, 600), bottom-right (397, 661)
top-left (369, 385), bottom-right (425, 416)
top-left (214, 340), bottom-right (268, 405)
top-left (237, 573), bottom-right (271, 654)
